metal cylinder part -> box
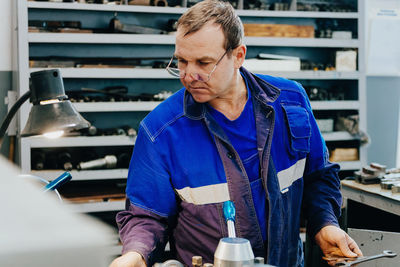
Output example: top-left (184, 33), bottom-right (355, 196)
top-left (192, 256), bottom-right (202, 267)
top-left (381, 181), bottom-right (395, 190)
top-left (77, 155), bottom-right (117, 170)
top-left (391, 184), bottom-right (400, 193)
top-left (214, 237), bottom-right (254, 267)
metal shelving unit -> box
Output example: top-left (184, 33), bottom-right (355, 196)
top-left (29, 33), bottom-right (358, 48)
top-left (73, 101), bottom-right (161, 112)
top-left (15, 0), bottom-right (366, 219)
top-left (31, 169), bottom-right (129, 181)
top-left (30, 68), bottom-right (360, 80)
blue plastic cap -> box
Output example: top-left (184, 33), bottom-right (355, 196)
top-left (223, 200), bottom-right (236, 222)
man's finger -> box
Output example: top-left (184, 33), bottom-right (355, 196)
top-left (337, 236), bottom-right (358, 258)
top-left (347, 236), bottom-right (363, 256)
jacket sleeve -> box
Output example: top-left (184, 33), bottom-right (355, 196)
top-left (116, 122), bottom-right (177, 265)
top-left (297, 83), bottom-right (342, 238)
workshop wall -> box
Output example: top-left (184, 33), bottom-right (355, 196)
top-left (365, 0), bottom-right (400, 168)
top-left (0, 0), bottom-right (12, 158)
top-left (367, 77), bottom-right (400, 168)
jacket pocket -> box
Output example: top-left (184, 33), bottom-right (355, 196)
top-left (281, 102), bottom-right (311, 153)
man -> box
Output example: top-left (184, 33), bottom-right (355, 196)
top-left (111, 1), bottom-right (362, 266)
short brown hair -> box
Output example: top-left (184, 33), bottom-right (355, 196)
top-left (177, 0), bottom-right (244, 52)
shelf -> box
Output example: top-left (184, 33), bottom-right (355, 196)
top-left (73, 101), bottom-right (161, 112)
top-left (236, 10), bottom-right (359, 19)
top-left (338, 161), bottom-right (362, 171)
top-left (31, 68), bottom-right (359, 80)
top-left (29, 33), bottom-right (358, 48)
top-left (322, 131), bottom-right (357, 141)
top-left (30, 68), bottom-right (176, 79)
top-left (28, 1), bottom-right (187, 14)
top-left (27, 2), bottom-right (358, 19)
top-left (28, 33), bottom-right (176, 44)
top-left (31, 169), bottom-right (129, 181)
top-left (258, 71), bottom-right (360, 80)
top-left (310, 101), bottom-right (360, 110)
top-left (25, 135), bottom-right (136, 147)
top-left (65, 199), bottom-right (125, 213)
top-left (244, 37), bottom-right (358, 48)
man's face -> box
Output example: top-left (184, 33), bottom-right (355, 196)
top-left (175, 22), bottom-right (238, 103)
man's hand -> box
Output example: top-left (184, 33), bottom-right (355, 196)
top-left (315, 225), bottom-right (363, 265)
top-left (109, 251), bottom-right (146, 267)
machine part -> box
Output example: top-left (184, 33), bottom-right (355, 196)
top-left (324, 250), bottom-right (396, 266)
top-left (153, 260), bottom-right (185, 267)
top-left (214, 238), bottom-right (254, 267)
top-left (380, 181), bottom-right (396, 190)
top-left (392, 184), bottom-right (400, 193)
top-left (387, 167), bottom-right (400, 174)
top-left (58, 151), bottom-right (73, 171)
top-left (77, 155), bottom-right (117, 170)
top-left (362, 166), bottom-right (381, 176)
top-left (153, 91), bottom-right (173, 101)
top-left (354, 170), bottom-right (380, 185)
top-left (192, 256), bottom-right (202, 267)
top-left (254, 257), bottom-right (264, 264)
top-left (383, 173), bottom-right (400, 179)
top-left (110, 16), bottom-right (167, 34)
top-left (121, 126), bottom-right (137, 137)
top-left (32, 151), bottom-right (46, 170)
top-left (370, 162), bottom-right (386, 172)
top-left (85, 125), bottom-right (97, 136)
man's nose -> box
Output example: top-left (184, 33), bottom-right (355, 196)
top-left (182, 63), bottom-right (197, 83)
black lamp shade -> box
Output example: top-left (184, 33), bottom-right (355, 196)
top-left (21, 69), bottom-right (90, 137)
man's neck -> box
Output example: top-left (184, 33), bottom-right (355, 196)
top-left (208, 73), bottom-right (247, 121)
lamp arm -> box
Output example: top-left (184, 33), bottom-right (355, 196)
top-left (0, 91), bottom-right (31, 144)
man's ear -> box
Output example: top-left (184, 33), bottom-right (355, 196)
top-left (233, 44), bottom-right (247, 69)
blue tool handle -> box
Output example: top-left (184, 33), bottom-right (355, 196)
top-left (223, 200), bottom-right (236, 222)
top-left (43, 172), bottom-right (72, 192)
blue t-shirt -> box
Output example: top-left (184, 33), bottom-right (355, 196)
top-left (207, 75), bottom-right (267, 241)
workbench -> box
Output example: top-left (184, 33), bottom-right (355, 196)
top-left (340, 180), bottom-right (400, 267)
top-left (341, 179), bottom-right (400, 217)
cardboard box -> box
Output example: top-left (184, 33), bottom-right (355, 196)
top-left (336, 50), bottom-right (357, 71)
top-left (243, 24), bottom-right (315, 38)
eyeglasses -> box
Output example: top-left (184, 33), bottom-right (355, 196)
top-left (166, 50), bottom-right (228, 82)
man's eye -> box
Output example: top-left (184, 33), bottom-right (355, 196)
top-left (178, 59), bottom-right (187, 64)
top-left (199, 61), bottom-right (211, 65)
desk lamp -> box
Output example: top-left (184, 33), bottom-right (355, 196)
top-left (0, 69), bottom-right (90, 146)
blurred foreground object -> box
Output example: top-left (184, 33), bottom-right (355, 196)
top-left (0, 156), bottom-right (115, 267)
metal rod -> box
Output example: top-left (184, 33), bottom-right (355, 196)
top-left (227, 220), bottom-right (236, 238)
top-left (0, 91), bottom-right (31, 147)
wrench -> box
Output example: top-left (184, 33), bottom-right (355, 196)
top-left (327, 250), bottom-right (397, 266)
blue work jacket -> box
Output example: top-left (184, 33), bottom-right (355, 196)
top-left (117, 67), bottom-right (342, 267)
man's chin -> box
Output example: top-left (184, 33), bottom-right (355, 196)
top-left (188, 91), bottom-right (211, 103)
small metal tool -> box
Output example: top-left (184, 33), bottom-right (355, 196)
top-left (324, 250), bottom-right (397, 266)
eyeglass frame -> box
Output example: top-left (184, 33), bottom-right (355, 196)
top-left (165, 49), bottom-right (229, 82)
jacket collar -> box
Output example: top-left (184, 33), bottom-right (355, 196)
top-left (183, 66), bottom-right (280, 120)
